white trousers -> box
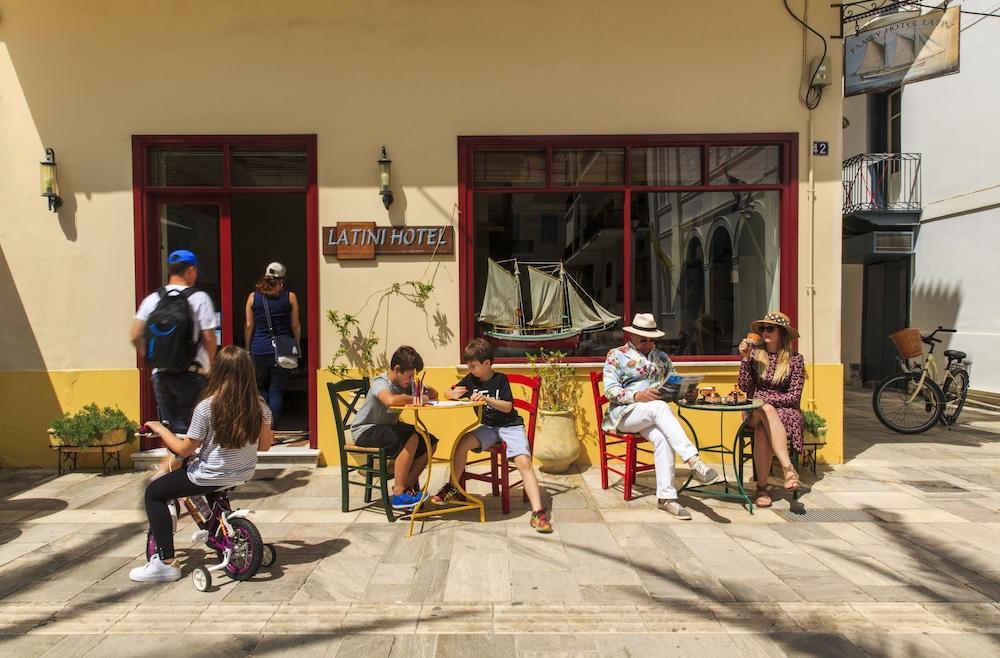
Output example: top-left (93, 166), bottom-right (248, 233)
top-left (617, 401), bottom-right (699, 500)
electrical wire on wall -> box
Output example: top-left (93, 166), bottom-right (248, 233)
top-left (784, 0), bottom-right (829, 110)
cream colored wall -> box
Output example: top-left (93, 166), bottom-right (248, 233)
top-left (0, 0), bottom-right (842, 372)
top-left (841, 264), bottom-right (864, 385)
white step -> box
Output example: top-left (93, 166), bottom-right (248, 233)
top-left (132, 446), bottom-right (319, 471)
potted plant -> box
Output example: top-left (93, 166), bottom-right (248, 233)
top-left (48, 404), bottom-right (138, 449)
top-left (526, 350), bottom-right (583, 473)
top-left (802, 409), bottom-right (828, 444)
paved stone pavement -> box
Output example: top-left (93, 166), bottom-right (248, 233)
top-left (2, 388), bottom-right (1000, 656)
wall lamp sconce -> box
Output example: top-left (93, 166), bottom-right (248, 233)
top-left (40, 148), bottom-right (63, 212)
top-left (378, 145), bottom-right (394, 209)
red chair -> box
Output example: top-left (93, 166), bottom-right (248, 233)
top-left (589, 370), bottom-right (656, 501)
top-left (460, 373), bottom-right (541, 515)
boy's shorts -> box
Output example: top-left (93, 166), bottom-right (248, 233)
top-left (355, 422), bottom-right (439, 459)
top-left (471, 424), bottom-right (530, 459)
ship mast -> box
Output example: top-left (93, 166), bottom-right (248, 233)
top-left (559, 262), bottom-right (570, 331)
top-left (514, 259), bottom-right (526, 330)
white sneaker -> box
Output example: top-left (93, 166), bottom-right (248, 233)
top-left (129, 554), bottom-right (182, 582)
top-left (191, 529), bottom-right (209, 543)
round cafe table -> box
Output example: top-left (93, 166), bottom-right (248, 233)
top-left (676, 399), bottom-right (763, 513)
top-left (390, 401), bottom-right (485, 537)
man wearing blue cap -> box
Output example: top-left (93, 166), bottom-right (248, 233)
top-left (130, 250), bottom-right (217, 434)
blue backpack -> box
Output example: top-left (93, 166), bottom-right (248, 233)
top-left (144, 287), bottom-right (200, 372)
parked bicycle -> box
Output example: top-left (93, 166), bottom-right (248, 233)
top-left (872, 326), bottom-right (972, 434)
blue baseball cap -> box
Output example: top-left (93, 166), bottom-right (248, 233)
top-left (167, 249), bottom-right (198, 267)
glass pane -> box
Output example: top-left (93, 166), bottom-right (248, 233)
top-left (159, 203), bottom-right (221, 342)
top-left (473, 191), bottom-right (625, 358)
top-left (631, 147), bottom-right (701, 186)
top-left (708, 145), bottom-right (780, 185)
top-left (231, 147), bottom-right (308, 187)
top-left (552, 148), bottom-right (624, 186)
top-left (473, 149), bottom-right (546, 187)
top-left (149, 147), bottom-right (224, 187)
top-left (630, 190), bottom-right (780, 356)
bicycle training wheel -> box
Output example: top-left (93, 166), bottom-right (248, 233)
top-left (873, 372), bottom-right (943, 434)
top-left (941, 368), bottom-right (969, 426)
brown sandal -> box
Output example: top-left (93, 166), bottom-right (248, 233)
top-left (783, 465), bottom-right (800, 491)
top-left (754, 487), bottom-right (773, 508)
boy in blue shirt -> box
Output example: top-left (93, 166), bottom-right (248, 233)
top-left (432, 339), bottom-right (552, 533)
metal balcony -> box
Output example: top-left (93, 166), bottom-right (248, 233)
top-left (842, 153), bottom-right (922, 234)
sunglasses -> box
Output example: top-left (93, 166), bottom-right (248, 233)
top-left (762, 326), bottom-right (780, 333)
top-left (634, 337), bottom-right (656, 344)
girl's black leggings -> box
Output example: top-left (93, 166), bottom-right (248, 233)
top-left (144, 468), bottom-right (218, 560)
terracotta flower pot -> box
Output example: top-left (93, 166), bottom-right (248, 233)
top-left (533, 410), bottom-right (580, 473)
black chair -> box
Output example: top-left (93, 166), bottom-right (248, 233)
top-left (327, 379), bottom-right (396, 522)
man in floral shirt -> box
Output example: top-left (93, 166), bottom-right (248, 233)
top-left (602, 314), bottom-right (718, 519)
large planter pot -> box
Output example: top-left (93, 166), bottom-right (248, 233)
top-left (48, 428), bottom-right (128, 449)
top-left (804, 426), bottom-right (828, 446)
top-left (533, 410), bottom-right (580, 473)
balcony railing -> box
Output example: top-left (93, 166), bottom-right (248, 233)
top-left (843, 153), bottom-right (922, 216)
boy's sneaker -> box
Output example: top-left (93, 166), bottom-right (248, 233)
top-left (390, 491), bottom-right (420, 510)
top-left (430, 483), bottom-right (465, 505)
top-left (658, 499), bottom-right (692, 520)
top-left (404, 488), bottom-right (428, 504)
top-left (530, 509), bottom-right (554, 534)
top-left (129, 554), bottom-right (182, 582)
top-left (689, 458), bottom-right (719, 484)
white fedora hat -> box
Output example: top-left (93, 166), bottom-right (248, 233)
top-left (623, 313), bottom-right (665, 339)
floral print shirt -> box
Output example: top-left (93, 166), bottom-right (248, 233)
top-left (601, 343), bottom-right (676, 431)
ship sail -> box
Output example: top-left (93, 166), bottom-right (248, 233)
top-left (856, 40), bottom-right (886, 75)
top-left (566, 279), bottom-right (620, 331)
top-left (889, 34), bottom-right (915, 69)
top-left (479, 259), bottom-right (520, 327)
top-left (526, 266), bottom-right (564, 328)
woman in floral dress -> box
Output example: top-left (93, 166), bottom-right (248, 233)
top-left (738, 311), bottom-right (804, 507)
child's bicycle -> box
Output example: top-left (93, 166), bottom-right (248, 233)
top-left (872, 326), bottom-right (972, 434)
top-left (138, 430), bottom-right (276, 591)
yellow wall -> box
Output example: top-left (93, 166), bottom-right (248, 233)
top-left (0, 370), bottom-right (141, 468)
top-left (1, 1), bottom-right (845, 466)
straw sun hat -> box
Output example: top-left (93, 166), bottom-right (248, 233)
top-left (623, 313), bottom-right (665, 339)
top-left (750, 311), bottom-right (799, 340)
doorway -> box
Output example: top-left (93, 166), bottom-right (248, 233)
top-left (862, 257), bottom-right (910, 383)
top-left (133, 136), bottom-right (318, 447)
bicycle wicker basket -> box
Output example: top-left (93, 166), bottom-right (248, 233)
top-left (890, 327), bottom-right (923, 359)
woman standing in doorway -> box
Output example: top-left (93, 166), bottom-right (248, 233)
top-left (245, 262), bottom-right (300, 429)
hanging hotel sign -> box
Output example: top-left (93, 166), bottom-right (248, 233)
top-left (845, 7), bottom-right (960, 97)
top-left (323, 222), bottom-right (454, 260)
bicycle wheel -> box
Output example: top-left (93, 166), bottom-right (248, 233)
top-left (873, 372), bottom-right (944, 434)
top-left (941, 368), bottom-right (969, 426)
top-left (216, 517), bottom-right (263, 581)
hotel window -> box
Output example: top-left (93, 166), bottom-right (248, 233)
top-left (460, 137), bottom-right (795, 361)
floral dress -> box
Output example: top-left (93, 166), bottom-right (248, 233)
top-left (738, 350), bottom-right (806, 453)
top-left (601, 343), bottom-right (674, 432)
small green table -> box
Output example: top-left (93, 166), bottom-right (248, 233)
top-left (676, 399), bottom-right (762, 514)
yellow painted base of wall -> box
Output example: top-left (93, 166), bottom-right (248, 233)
top-left (0, 370), bottom-right (141, 468)
top-left (317, 363), bottom-right (844, 468)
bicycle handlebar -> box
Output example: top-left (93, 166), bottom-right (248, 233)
top-left (922, 326), bottom-right (957, 348)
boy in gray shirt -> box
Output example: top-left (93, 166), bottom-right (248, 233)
top-left (351, 345), bottom-right (439, 509)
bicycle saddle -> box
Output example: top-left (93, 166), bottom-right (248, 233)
top-left (944, 350), bottom-right (966, 361)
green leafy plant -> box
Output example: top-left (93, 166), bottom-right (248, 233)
top-left (526, 349), bottom-right (583, 413)
top-left (803, 409), bottom-right (827, 436)
top-left (49, 404), bottom-right (137, 448)
top-left (327, 280), bottom-right (436, 379)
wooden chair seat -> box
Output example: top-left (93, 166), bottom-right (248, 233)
top-left (589, 371), bottom-right (657, 501)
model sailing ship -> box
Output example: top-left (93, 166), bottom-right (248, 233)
top-left (478, 258), bottom-right (620, 355)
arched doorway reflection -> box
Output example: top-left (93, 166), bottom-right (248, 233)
top-left (708, 227), bottom-right (734, 353)
top-left (737, 212), bottom-right (767, 338)
top-left (679, 237), bottom-right (704, 354)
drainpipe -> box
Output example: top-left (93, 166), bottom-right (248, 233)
top-left (802, 0), bottom-right (818, 410)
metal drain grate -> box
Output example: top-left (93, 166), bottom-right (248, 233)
top-left (775, 508), bottom-right (882, 523)
top-left (902, 480), bottom-right (969, 493)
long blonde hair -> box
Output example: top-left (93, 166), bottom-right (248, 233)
top-left (202, 346), bottom-right (263, 449)
top-left (754, 326), bottom-right (794, 384)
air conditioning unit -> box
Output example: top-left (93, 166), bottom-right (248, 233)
top-left (873, 231), bottom-right (914, 254)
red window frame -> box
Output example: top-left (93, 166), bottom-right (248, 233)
top-left (457, 134), bottom-right (799, 363)
top-left (131, 134), bottom-right (320, 445)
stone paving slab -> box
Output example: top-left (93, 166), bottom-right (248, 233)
top-left (1, 388), bottom-right (1000, 655)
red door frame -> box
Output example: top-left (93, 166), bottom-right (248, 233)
top-left (457, 133), bottom-right (799, 363)
top-left (132, 135), bottom-right (320, 448)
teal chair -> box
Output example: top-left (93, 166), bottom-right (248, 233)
top-left (327, 379), bottom-right (397, 522)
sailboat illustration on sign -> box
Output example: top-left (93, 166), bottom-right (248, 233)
top-left (478, 258), bottom-right (620, 355)
top-left (856, 31), bottom-right (941, 80)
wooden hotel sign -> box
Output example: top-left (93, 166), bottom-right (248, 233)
top-left (323, 222), bottom-right (454, 260)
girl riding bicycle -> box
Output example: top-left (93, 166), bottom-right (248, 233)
top-left (130, 345), bottom-right (273, 583)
